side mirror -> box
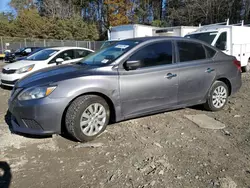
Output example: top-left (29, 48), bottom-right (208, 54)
top-left (55, 58), bottom-right (64, 65)
top-left (124, 60), bottom-right (141, 70)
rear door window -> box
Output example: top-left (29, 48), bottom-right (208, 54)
top-left (23, 48), bottom-right (32, 53)
top-left (177, 41), bottom-right (206, 62)
top-left (56, 50), bottom-right (75, 61)
top-left (75, 50), bottom-right (92, 58)
top-left (128, 41), bottom-right (173, 68)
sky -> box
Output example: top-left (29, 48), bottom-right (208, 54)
top-left (0, 0), bottom-right (11, 12)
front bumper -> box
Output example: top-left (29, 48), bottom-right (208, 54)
top-left (8, 94), bottom-right (68, 135)
top-left (1, 79), bottom-right (18, 87)
top-left (0, 73), bottom-right (23, 87)
top-left (4, 56), bottom-right (15, 62)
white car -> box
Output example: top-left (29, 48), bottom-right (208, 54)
top-left (0, 47), bottom-right (94, 87)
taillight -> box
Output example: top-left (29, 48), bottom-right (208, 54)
top-left (233, 60), bottom-right (241, 72)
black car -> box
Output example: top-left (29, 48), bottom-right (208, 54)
top-left (14, 47), bottom-right (48, 62)
top-left (4, 47), bottom-right (41, 63)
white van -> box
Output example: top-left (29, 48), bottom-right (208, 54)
top-left (185, 20), bottom-right (250, 72)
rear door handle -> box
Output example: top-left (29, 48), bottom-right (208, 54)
top-left (164, 73), bottom-right (177, 79)
top-left (206, 68), bottom-right (215, 73)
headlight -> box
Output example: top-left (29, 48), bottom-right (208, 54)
top-left (16, 64), bottom-right (34, 74)
top-left (18, 86), bottom-right (57, 101)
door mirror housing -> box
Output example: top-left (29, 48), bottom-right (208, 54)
top-left (124, 60), bottom-right (141, 70)
top-left (55, 58), bottom-right (64, 65)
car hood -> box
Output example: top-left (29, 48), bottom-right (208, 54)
top-left (16, 63), bottom-right (97, 88)
top-left (3, 60), bottom-right (44, 70)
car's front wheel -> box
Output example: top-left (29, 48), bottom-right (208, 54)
top-left (204, 81), bottom-right (229, 111)
top-left (65, 95), bottom-right (110, 142)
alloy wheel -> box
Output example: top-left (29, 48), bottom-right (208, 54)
top-left (80, 103), bottom-right (107, 136)
top-left (212, 86), bottom-right (228, 109)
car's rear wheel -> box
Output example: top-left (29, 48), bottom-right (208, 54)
top-left (204, 81), bottom-right (229, 111)
top-left (65, 95), bottom-right (110, 142)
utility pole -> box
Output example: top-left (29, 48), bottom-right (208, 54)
top-left (0, 37), bottom-right (3, 53)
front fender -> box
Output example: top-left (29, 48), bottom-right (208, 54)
top-left (49, 75), bottom-right (123, 121)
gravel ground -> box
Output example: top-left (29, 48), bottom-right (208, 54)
top-left (0, 60), bottom-right (250, 188)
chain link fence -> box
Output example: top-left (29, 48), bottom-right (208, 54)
top-left (0, 37), bottom-right (104, 53)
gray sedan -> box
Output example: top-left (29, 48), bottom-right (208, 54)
top-left (8, 37), bottom-right (242, 142)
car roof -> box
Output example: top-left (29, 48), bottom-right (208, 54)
top-left (122, 36), bottom-right (217, 49)
top-left (47, 46), bottom-right (94, 51)
top-left (122, 36), bottom-right (184, 42)
top-left (122, 36), bottom-right (212, 43)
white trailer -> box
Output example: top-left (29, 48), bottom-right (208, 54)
top-left (153, 26), bottom-right (198, 37)
top-left (101, 24), bottom-right (160, 49)
top-left (108, 24), bottom-right (159, 41)
top-left (185, 20), bottom-right (250, 72)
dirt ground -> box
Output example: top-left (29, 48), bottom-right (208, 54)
top-left (1, 60), bottom-right (250, 188)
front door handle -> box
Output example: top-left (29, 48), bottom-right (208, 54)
top-left (206, 68), bottom-right (215, 73)
top-left (164, 73), bottom-right (177, 79)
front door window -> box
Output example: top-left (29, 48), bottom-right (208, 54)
top-left (215, 32), bottom-right (227, 51)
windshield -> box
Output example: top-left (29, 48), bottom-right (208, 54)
top-left (27, 49), bottom-right (59, 61)
top-left (28, 48), bottom-right (44, 56)
top-left (15, 48), bottom-right (24, 53)
top-left (81, 40), bottom-right (141, 65)
top-left (100, 41), bottom-right (118, 49)
top-left (185, 32), bottom-right (218, 44)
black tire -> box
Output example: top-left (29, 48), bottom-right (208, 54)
top-left (65, 95), bottom-right (110, 142)
top-left (242, 66), bottom-right (249, 73)
top-left (204, 81), bottom-right (229, 111)
top-left (242, 60), bottom-right (250, 73)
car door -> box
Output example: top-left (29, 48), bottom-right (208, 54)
top-left (119, 41), bottom-right (179, 118)
top-left (74, 49), bottom-right (93, 61)
top-left (49, 49), bottom-right (77, 65)
top-left (176, 41), bottom-right (216, 105)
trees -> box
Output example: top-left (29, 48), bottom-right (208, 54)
top-left (0, 8), bottom-right (99, 40)
top-left (0, 0), bottom-right (248, 40)
top-left (166, 0), bottom-right (244, 26)
top-left (0, 13), bottom-right (13, 36)
top-left (104, 0), bottom-right (131, 27)
top-left (9, 0), bottom-right (35, 12)
top-left (36, 0), bottom-right (77, 18)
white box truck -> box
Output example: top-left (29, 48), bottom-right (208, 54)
top-left (185, 20), bottom-right (250, 72)
top-left (101, 24), bottom-right (160, 49)
top-left (153, 26), bottom-right (198, 37)
top-left (108, 24), bottom-right (159, 40)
